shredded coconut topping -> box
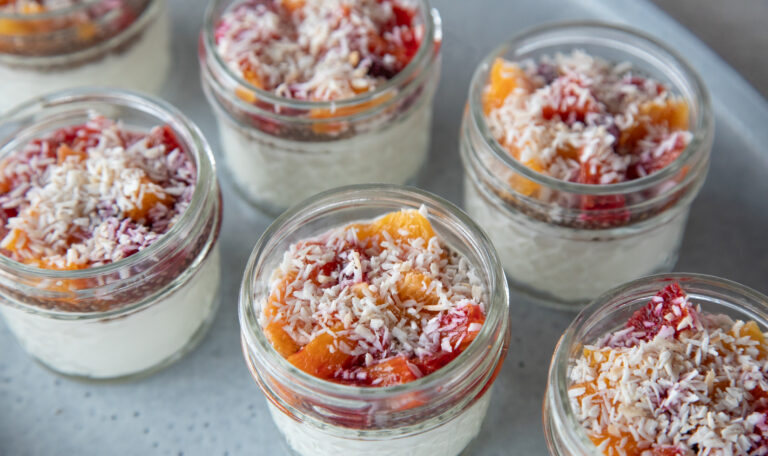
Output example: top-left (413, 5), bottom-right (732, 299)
top-left (258, 208), bottom-right (487, 386)
top-left (214, 0), bottom-right (422, 101)
top-left (485, 50), bottom-right (693, 184)
top-left (0, 115), bottom-right (195, 269)
top-left (569, 283), bottom-right (768, 455)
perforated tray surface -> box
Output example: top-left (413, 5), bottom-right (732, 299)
top-left (2, 0), bottom-right (767, 454)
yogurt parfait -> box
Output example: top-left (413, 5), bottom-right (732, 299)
top-left (0, 0), bottom-right (170, 111)
top-left (460, 22), bottom-right (713, 308)
top-left (200, 0), bottom-right (442, 213)
top-left (239, 186), bottom-right (509, 456)
top-left (545, 275), bottom-right (768, 455)
top-left (0, 90), bottom-right (221, 379)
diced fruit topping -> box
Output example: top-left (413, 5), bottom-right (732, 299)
top-left (214, 0), bottom-right (423, 101)
top-left (259, 208), bottom-right (487, 387)
top-left (483, 58), bottom-right (534, 114)
top-left (625, 282), bottom-right (697, 341)
top-left (483, 51), bottom-right (693, 221)
top-left (569, 283), bottom-right (768, 455)
top-left (0, 115), bottom-right (196, 269)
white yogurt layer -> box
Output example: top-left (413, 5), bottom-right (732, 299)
top-left (464, 181), bottom-right (687, 304)
top-left (0, 2), bottom-right (170, 112)
top-left (0, 247), bottom-right (221, 379)
top-left (216, 100), bottom-right (431, 212)
top-left (268, 389), bottom-right (492, 456)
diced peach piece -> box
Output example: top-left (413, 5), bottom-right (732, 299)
top-left (0, 168), bottom-right (10, 194)
top-left (0, 4), bottom-right (44, 36)
top-left (729, 320), bottom-right (768, 358)
top-left (76, 22), bottom-right (97, 41)
top-left (363, 356), bottom-right (419, 386)
top-left (56, 144), bottom-right (87, 164)
top-left (620, 99), bottom-right (689, 148)
top-left (643, 99), bottom-right (689, 131)
top-left (235, 68), bottom-right (264, 103)
top-left (396, 271), bottom-right (438, 307)
top-left (360, 209), bottom-right (436, 245)
top-left (0, 18), bottom-right (31, 36)
top-left (287, 332), bottom-right (353, 379)
top-left (504, 155), bottom-right (545, 197)
top-left (20, 4), bottom-right (45, 14)
top-left (482, 58), bottom-right (533, 114)
top-left (264, 271), bottom-right (297, 314)
top-left (124, 177), bottom-right (172, 221)
top-left (1, 228), bottom-right (27, 253)
top-left (265, 321), bottom-right (301, 358)
top-left (587, 432), bottom-right (639, 456)
top-left (282, 0), bottom-right (304, 13)
top-left (235, 86), bottom-right (258, 104)
top-left (555, 144), bottom-right (580, 161)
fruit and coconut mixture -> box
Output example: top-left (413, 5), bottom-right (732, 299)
top-left (214, 0), bottom-right (423, 102)
top-left (484, 50), bottom-right (692, 196)
top-left (259, 208), bottom-right (487, 386)
top-left (0, 115), bottom-right (195, 270)
top-left (569, 283), bottom-right (768, 455)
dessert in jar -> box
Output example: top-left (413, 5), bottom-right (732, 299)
top-left (199, 0), bottom-right (442, 214)
top-left (0, 0), bottom-right (170, 111)
top-left (239, 185), bottom-right (509, 456)
top-left (460, 22), bottom-right (714, 308)
top-left (544, 274), bottom-right (768, 455)
top-left (0, 89), bottom-right (222, 380)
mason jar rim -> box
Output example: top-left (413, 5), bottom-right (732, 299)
top-left (201, 0), bottom-right (441, 112)
top-left (546, 273), bottom-right (768, 454)
top-left (0, 88), bottom-right (217, 304)
top-left (0, 0), bottom-right (157, 21)
top-left (0, 0), bottom-right (103, 20)
top-left (468, 21), bottom-right (714, 196)
top-left (0, 0), bottom-right (161, 65)
top-left (239, 184), bottom-right (509, 401)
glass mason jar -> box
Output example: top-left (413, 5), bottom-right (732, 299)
top-left (0, 89), bottom-right (222, 380)
top-left (460, 22), bottom-right (714, 309)
top-left (543, 273), bottom-right (768, 455)
top-left (199, 0), bottom-right (442, 215)
top-left (239, 185), bottom-right (510, 456)
top-left (0, 0), bottom-right (170, 112)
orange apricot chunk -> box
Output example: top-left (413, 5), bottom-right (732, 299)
top-left (287, 332), bottom-right (353, 379)
top-left (396, 271), bottom-right (438, 307)
top-left (363, 356), bottom-right (419, 386)
top-left (76, 22), bottom-right (97, 41)
top-left (359, 209), bottom-right (436, 245)
top-left (1, 228), bottom-right (28, 253)
top-left (0, 18), bottom-right (31, 36)
top-left (508, 158), bottom-right (544, 196)
top-left (482, 58), bottom-right (533, 114)
top-left (124, 177), bottom-right (172, 221)
top-left (730, 320), bottom-right (768, 358)
top-left (264, 321), bottom-right (301, 358)
top-left (20, 4), bottom-right (45, 14)
top-left (620, 99), bottom-right (689, 148)
top-left (56, 144), bottom-right (87, 164)
top-left (642, 99), bottom-right (689, 131)
top-left (282, 0), bottom-right (304, 13)
top-left (235, 68), bottom-right (264, 104)
top-left (588, 432), bottom-right (639, 456)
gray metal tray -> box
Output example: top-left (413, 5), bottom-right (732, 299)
top-left (2, 0), bottom-right (767, 454)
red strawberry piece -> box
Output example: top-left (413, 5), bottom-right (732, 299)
top-left (626, 282), bottom-right (696, 341)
